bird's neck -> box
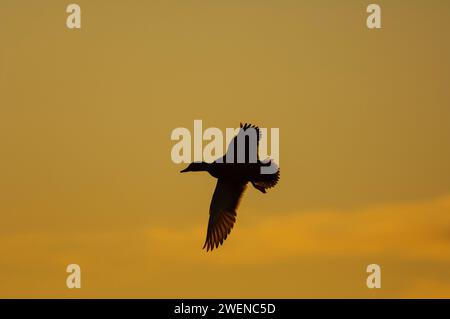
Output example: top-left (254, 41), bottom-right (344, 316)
top-left (197, 162), bottom-right (211, 172)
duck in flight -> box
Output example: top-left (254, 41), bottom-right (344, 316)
top-left (180, 123), bottom-right (280, 251)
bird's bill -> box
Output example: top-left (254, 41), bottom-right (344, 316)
top-left (180, 167), bottom-right (190, 173)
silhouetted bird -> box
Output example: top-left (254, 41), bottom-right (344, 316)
top-left (180, 123), bottom-right (280, 251)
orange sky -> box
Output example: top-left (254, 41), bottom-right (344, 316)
top-left (1, 0), bottom-right (450, 298)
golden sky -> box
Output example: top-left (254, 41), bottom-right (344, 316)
top-left (1, 0), bottom-right (450, 298)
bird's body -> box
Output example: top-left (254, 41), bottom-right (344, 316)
top-left (181, 123), bottom-right (280, 251)
top-left (200, 162), bottom-right (266, 180)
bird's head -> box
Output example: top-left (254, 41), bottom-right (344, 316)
top-left (180, 162), bottom-right (209, 173)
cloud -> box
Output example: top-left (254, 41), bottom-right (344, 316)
top-left (143, 194), bottom-right (450, 298)
top-left (2, 195), bottom-right (450, 297)
top-left (148, 194), bottom-right (450, 265)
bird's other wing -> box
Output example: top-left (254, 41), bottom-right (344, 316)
top-left (203, 179), bottom-right (247, 251)
top-left (223, 123), bottom-right (261, 163)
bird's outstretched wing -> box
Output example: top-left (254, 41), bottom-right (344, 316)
top-left (222, 123), bottom-right (261, 164)
top-left (203, 178), bottom-right (247, 251)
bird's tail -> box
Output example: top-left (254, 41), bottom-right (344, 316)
top-left (254, 160), bottom-right (280, 191)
